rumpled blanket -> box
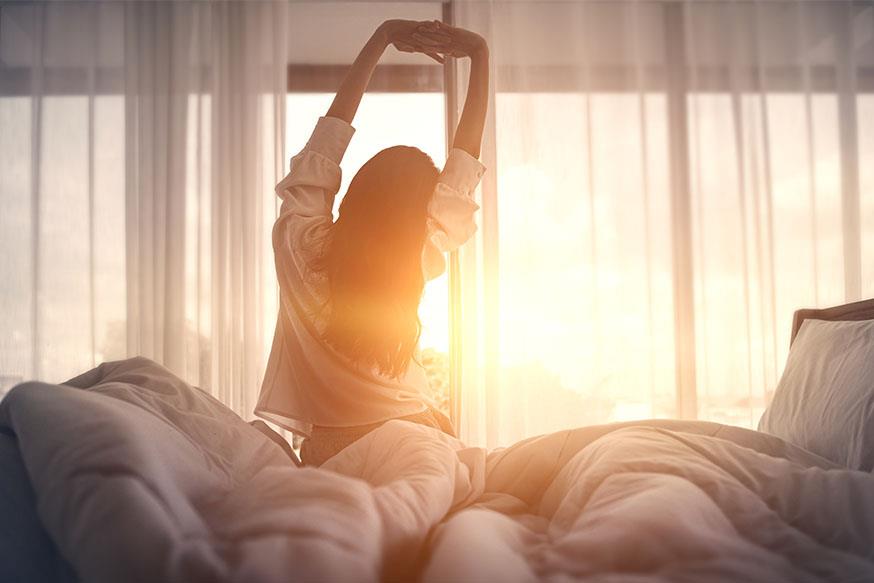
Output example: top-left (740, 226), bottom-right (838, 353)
top-left (2, 357), bottom-right (873, 582)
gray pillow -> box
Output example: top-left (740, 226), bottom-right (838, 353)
top-left (759, 318), bottom-right (874, 470)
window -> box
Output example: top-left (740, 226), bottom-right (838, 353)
top-left (458, 1), bottom-right (874, 446)
top-left (491, 92), bottom-right (676, 438)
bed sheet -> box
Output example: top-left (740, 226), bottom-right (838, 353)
top-left (2, 357), bottom-right (872, 582)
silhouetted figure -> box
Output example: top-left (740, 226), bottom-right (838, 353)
top-left (255, 20), bottom-right (489, 465)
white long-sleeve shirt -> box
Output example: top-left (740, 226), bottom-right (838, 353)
top-left (255, 116), bottom-right (484, 436)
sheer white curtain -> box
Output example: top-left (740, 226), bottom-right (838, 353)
top-left (451, 0), bottom-right (874, 448)
top-left (0, 2), bottom-right (287, 418)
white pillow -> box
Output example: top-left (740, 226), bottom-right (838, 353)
top-left (758, 318), bottom-right (874, 471)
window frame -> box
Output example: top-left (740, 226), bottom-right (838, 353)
top-left (282, 1), bottom-right (874, 428)
top-left (5, 0), bottom-right (871, 426)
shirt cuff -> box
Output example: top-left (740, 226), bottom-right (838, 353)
top-left (439, 148), bottom-right (486, 196)
top-left (302, 116), bottom-right (356, 164)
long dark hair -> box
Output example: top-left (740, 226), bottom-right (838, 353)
top-left (318, 145), bottom-right (439, 378)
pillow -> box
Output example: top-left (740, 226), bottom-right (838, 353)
top-left (758, 318), bottom-right (874, 471)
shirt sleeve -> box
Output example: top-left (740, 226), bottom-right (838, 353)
top-left (275, 116), bottom-right (356, 220)
top-left (421, 148), bottom-right (486, 281)
top-left (272, 116), bottom-right (354, 296)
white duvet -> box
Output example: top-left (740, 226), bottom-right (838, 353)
top-left (2, 357), bottom-right (873, 582)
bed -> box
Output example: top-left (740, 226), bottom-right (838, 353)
top-left (790, 297), bottom-right (874, 344)
top-left (2, 300), bottom-right (874, 582)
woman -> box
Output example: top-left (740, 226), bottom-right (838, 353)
top-left (255, 20), bottom-right (489, 465)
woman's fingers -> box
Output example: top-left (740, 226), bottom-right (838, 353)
top-left (425, 51), bottom-right (445, 64)
top-left (411, 26), bottom-right (473, 56)
top-left (393, 39), bottom-right (438, 52)
top-left (411, 32), bottom-right (449, 47)
top-left (392, 40), bottom-right (446, 63)
top-left (391, 22), bottom-right (459, 63)
top-left (416, 25), bottom-right (451, 41)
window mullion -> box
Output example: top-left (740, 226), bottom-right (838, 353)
top-left (837, 2), bottom-right (862, 302)
top-left (442, 1), bottom-right (463, 431)
top-left (665, 2), bottom-right (698, 420)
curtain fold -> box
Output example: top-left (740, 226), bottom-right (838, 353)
top-left (0, 1), bottom-right (287, 418)
top-left (451, 0), bottom-right (874, 448)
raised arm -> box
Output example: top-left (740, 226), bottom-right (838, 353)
top-left (454, 47), bottom-right (489, 158)
top-left (326, 20), bottom-right (446, 124)
top-left (415, 23), bottom-right (489, 158)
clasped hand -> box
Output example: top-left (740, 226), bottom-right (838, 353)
top-left (380, 20), bottom-right (487, 64)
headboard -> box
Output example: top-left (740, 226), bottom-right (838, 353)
top-left (790, 297), bottom-right (874, 346)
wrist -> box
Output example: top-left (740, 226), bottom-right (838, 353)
top-left (373, 23), bottom-right (391, 48)
top-left (470, 49), bottom-right (489, 66)
top-left (469, 41), bottom-right (489, 61)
